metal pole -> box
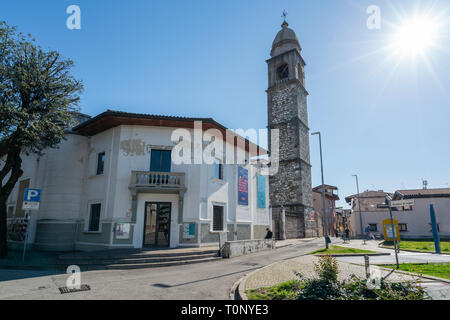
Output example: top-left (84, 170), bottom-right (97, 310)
top-left (430, 204), bottom-right (441, 254)
top-left (355, 175), bottom-right (363, 239)
top-left (313, 132), bottom-right (329, 249)
top-left (387, 197), bottom-right (399, 269)
top-left (22, 211), bottom-right (30, 262)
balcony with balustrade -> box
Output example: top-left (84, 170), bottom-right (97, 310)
top-left (129, 171), bottom-right (186, 194)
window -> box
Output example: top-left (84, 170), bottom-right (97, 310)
top-left (368, 224), bottom-right (378, 232)
top-left (429, 223), bottom-right (440, 233)
top-left (150, 150), bottom-right (171, 172)
top-left (97, 152), bottom-right (105, 175)
top-left (212, 205), bottom-right (224, 231)
top-left (399, 223), bottom-right (408, 232)
top-left (214, 160), bottom-right (223, 180)
top-left (88, 203), bottom-right (101, 231)
top-left (276, 63), bottom-right (289, 80)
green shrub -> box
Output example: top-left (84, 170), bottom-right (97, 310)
top-left (313, 255), bottom-right (339, 283)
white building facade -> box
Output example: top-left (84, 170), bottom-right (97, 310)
top-left (6, 111), bottom-right (271, 251)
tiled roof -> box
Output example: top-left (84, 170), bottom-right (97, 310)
top-left (394, 188), bottom-right (450, 199)
top-left (345, 190), bottom-right (391, 204)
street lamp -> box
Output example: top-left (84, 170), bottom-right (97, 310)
top-left (352, 174), bottom-right (363, 240)
top-left (311, 131), bottom-right (329, 249)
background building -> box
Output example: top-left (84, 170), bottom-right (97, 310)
top-left (346, 188), bottom-right (450, 239)
top-left (312, 185), bottom-right (339, 237)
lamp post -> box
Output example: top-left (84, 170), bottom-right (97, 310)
top-left (312, 131), bottom-right (329, 249)
top-left (352, 174), bottom-right (363, 240)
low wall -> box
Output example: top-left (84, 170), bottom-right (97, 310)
top-left (222, 239), bottom-right (274, 258)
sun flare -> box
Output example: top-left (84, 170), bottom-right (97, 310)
top-left (392, 15), bottom-right (439, 57)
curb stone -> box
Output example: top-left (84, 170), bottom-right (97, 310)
top-left (234, 259), bottom-right (292, 300)
top-left (229, 277), bottom-right (244, 300)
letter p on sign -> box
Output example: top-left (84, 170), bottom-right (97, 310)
top-left (24, 188), bottom-right (41, 202)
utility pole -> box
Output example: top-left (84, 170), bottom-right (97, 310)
top-left (352, 175), bottom-right (363, 239)
top-left (312, 131), bottom-right (329, 249)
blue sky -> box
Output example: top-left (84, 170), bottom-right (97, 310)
top-left (2, 0), bottom-right (450, 208)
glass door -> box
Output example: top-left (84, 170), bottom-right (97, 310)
top-left (143, 202), bottom-right (171, 247)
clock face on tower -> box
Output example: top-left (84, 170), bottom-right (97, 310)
top-left (277, 63), bottom-right (289, 80)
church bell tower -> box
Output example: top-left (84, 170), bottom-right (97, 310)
top-left (267, 19), bottom-right (316, 239)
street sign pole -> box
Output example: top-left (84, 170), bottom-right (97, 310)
top-left (430, 204), bottom-right (441, 254)
top-left (21, 188), bottom-right (42, 262)
top-left (386, 197), bottom-right (399, 269)
top-left (382, 196), bottom-right (399, 269)
top-left (22, 211), bottom-right (30, 262)
top-left (388, 205), bottom-right (399, 269)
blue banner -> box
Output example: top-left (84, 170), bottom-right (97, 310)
top-left (238, 166), bottom-right (248, 206)
top-left (257, 175), bottom-right (266, 209)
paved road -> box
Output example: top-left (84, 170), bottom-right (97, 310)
top-left (0, 238), bottom-right (326, 300)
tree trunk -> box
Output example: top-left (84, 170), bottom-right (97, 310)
top-left (0, 149), bottom-right (23, 259)
top-left (0, 196), bottom-right (8, 258)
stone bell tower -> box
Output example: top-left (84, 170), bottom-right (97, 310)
top-left (267, 20), bottom-right (316, 239)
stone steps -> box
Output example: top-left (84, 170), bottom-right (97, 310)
top-left (56, 253), bottom-right (218, 266)
top-left (56, 248), bottom-right (221, 271)
top-left (104, 256), bottom-right (221, 270)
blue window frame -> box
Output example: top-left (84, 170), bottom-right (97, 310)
top-left (150, 150), bottom-right (171, 172)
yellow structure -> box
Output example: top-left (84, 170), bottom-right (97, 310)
top-left (382, 218), bottom-right (400, 242)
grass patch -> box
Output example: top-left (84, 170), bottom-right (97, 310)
top-left (382, 262), bottom-right (450, 280)
top-left (309, 245), bottom-right (376, 255)
top-left (246, 280), bottom-right (302, 300)
top-left (381, 240), bottom-right (450, 253)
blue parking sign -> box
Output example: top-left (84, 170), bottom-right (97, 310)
top-left (23, 188), bottom-right (41, 202)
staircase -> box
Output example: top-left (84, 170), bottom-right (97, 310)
top-left (56, 247), bottom-right (221, 271)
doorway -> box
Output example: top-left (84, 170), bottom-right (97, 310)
top-left (143, 202), bottom-right (171, 247)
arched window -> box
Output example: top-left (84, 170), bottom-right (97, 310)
top-left (276, 63), bottom-right (289, 80)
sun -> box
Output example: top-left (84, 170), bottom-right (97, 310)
top-left (391, 15), bottom-right (439, 57)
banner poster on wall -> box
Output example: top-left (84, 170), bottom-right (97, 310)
top-left (257, 175), bottom-right (266, 208)
top-left (238, 166), bottom-right (248, 206)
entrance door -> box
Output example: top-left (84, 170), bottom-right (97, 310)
top-left (143, 202), bottom-right (171, 247)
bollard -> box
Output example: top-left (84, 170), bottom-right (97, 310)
top-left (364, 255), bottom-right (370, 279)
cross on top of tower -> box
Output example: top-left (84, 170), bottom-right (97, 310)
top-left (281, 10), bottom-right (289, 28)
